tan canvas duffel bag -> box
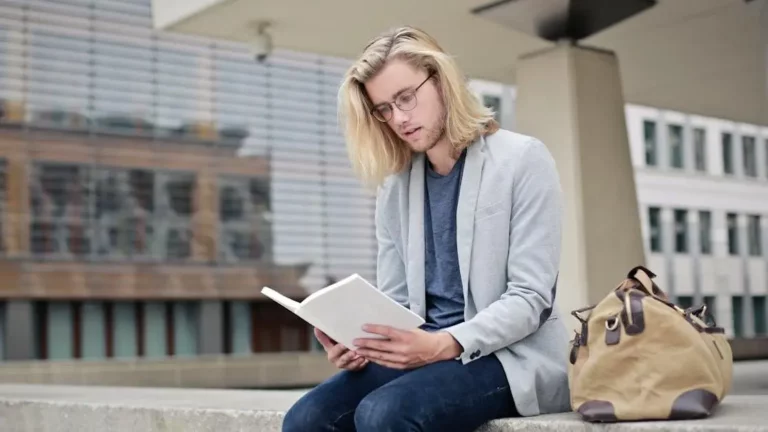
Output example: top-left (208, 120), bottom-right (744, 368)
top-left (567, 265), bottom-right (733, 422)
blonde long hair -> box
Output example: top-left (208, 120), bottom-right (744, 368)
top-left (338, 26), bottom-right (499, 188)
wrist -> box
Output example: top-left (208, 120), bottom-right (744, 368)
top-left (435, 331), bottom-right (462, 361)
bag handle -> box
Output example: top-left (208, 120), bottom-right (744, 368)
top-left (627, 265), bottom-right (668, 300)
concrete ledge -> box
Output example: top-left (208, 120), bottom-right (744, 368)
top-left (0, 352), bottom-right (336, 389)
top-left (0, 385), bottom-right (766, 432)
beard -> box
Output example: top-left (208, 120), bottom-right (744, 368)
top-left (406, 110), bottom-right (446, 153)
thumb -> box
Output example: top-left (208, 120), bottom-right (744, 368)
top-left (314, 328), bottom-right (336, 349)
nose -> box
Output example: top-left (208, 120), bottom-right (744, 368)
top-left (390, 105), bottom-right (410, 127)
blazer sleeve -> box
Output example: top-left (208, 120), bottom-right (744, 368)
top-left (444, 138), bottom-right (562, 364)
top-left (374, 183), bottom-right (409, 308)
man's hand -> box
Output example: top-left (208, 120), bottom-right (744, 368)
top-left (352, 325), bottom-right (463, 370)
top-left (314, 328), bottom-right (368, 371)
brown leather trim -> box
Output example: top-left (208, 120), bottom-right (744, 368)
top-left (578, 400), bottom-right (618, 422)
top-left (669, 389), bottom-right (719, 420)
top-left (605, 323), bottom-right (621, 345)
top-left (616, 290), bottom-right (645, 335)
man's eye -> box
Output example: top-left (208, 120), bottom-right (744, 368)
top-left (398, 93), bottom-right (415, 104)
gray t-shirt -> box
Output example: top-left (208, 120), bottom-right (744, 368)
top-left (421, 149), bottom-right (466, 331)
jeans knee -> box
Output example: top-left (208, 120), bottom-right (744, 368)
top-left (354, 391), bottom-right (418, 432)
top-left (282, 395), bottom-right (337, 432)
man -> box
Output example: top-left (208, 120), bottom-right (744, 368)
top-left (282, 26), bottom-right (571, 432)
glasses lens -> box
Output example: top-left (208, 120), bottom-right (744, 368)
top-left (396, 92), bottom-right (417, 111)
top-left (373, 106), bottom-right (391, 122)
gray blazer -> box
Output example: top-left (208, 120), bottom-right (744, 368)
top-left (374, 128), bottom-right (572, 416)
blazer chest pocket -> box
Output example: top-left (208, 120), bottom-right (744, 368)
top-left (475, 200), bottom-right (505, 222)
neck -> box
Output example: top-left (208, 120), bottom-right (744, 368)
top-left (425, 137), bottom-right (456, 175)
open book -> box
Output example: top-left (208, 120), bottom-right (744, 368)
top-left (261, 274), bottom-right (425, 350)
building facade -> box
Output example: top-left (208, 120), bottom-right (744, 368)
top-left (0, 0), bottom-right (765, 362)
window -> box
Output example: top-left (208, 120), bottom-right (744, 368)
top-left (727, 213), bottom-right (739, 255)
top-left (644, 120), bottom-right (657, 166)
top-left (29, 163), bottom-right (195, 261)
top-left (482, 94), bottom-right (502, 123)
top-left (743, 135), bottom-right (757, 177)
top-left (747, 215), bottom-right (762, 256)
top-left (674, 209), bottom-right (688, 253)
top-left (699, 210), bottom-right (712, 254)
top-left (648, 207), bottom-right (662, 252)
top-left (676, 296), bottom-right (693, 310)
top-left (668, 124), bottom-right (684, 169)
top-left (693, 128), bottom-right (706, 172)
top-left (754, 296), bottom-right (766, 336)
top-left (722, 133), bottom-right (734, 175)
top-left (704, 296), bottom-right (716, 323)
top-left (732, 296), bottom-right (744, 338)
top-left (218, 175), bottom-right (272, 263)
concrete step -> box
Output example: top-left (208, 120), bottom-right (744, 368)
top-left (0, 384), bottom-right (766, 431)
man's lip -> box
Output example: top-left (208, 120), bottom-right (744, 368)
top-left (404, 127), bottom-right (421, 135)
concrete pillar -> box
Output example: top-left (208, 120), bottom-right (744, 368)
top-left (514, 42), bottom-right (646, 331)
top-left (5, 301), bottom-right (35, 360)
top-left (198, 300), bottom-right (223, 355)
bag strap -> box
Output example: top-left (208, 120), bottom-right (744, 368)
top-left (627, 265), bottom-right (668, 300)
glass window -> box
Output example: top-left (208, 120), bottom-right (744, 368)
top-left (113, 302), bottom-right (138, 358)
top-left (754, 296), bottom-right (767, 336)
top-left (173, 302), bottom-right (199, 357)
top-left (727, 213), bottom-right (739, 255)
top-left (674, 209), bottom-right (688, 253)
top-left (80, 302), bottom-right (106, 359)
top-left (676, 296), bottom-right (693, 310)
top-left (668, 124), bottom-right (684, 169)
top-left (648, 207), bottom-right (662, 252)
top-left (748, 215), bottom-right (762, 256)
top-left (743, 136), bottom-right (757, 177)
top-left (722, 133), bottom-right (734, 175)
top-left (732, 296), bottom-right (744, 338)
top-left (143, 302), bottom-right (167, 358)
top-left (704, 296), bottom-right (716, 322)
top-left (643, 120), bottom-right (657, 166)
top-left (765, 139), bottom-right (768, 179)
top-left (229, 301), bottom-right (252, 355)
top-left (218, 175), bottom-right (272, 263)
top-left (47, 302), bottom-right (74, 360)
top-left (482, 94), bottom-right (502, 122)
top-left (693, 128), bottom-right (706, 172)
top-left (699, 210), bottom-right (712, 255)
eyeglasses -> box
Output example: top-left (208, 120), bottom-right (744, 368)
top-left (370, 72), bottom-right (434, 122)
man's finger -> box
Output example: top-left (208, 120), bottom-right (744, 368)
top-left (357, 347), bottom-right (407, 364)
top-left (362, 324), bottom-right (402, 339)
top-left (353, 337), bottom-right (394, 352)
top-left (314, 328), bottom-right (336, 350)
top-left (336, 349), bottom-right (359, 368)
top-left (328, 343), bottom-right (348, 361)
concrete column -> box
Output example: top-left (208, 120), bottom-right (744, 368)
top-left (198, 300), bottom-right (223, 355)
top-left (515, 42), bottom-right (646, 330)
top-left (5, 301), bottom-right (35, 360)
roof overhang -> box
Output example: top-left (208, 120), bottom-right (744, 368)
top-left (152, 0), bottom-right (768, 125)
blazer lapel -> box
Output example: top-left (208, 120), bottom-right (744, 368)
top-left (456, 138), bottom-right (486, 298)
top-left (407, 152), bottom-right (426, 318)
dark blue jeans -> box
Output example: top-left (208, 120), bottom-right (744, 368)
top-left (282, 355), bottom-right (517, 432)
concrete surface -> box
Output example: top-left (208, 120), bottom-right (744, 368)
top-left (0, 386), bottom-right (766, 431)
top-left (0, 360), bottom-right (766, 431)
top-left (0, 352), bottom-right (337, 389)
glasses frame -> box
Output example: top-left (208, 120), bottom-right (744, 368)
top-left (370, 72), bottom-right (434, 123)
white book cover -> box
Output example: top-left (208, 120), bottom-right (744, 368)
top-left (261, 274), bottom-right (425, 350)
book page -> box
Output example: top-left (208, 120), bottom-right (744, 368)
top-left (299, 274), bottom-right (424, 350)
top-left (261, 287), bottom-right (300, 314)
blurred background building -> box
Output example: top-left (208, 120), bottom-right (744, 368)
top-left (0, 0), bottom-right (764, 369)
